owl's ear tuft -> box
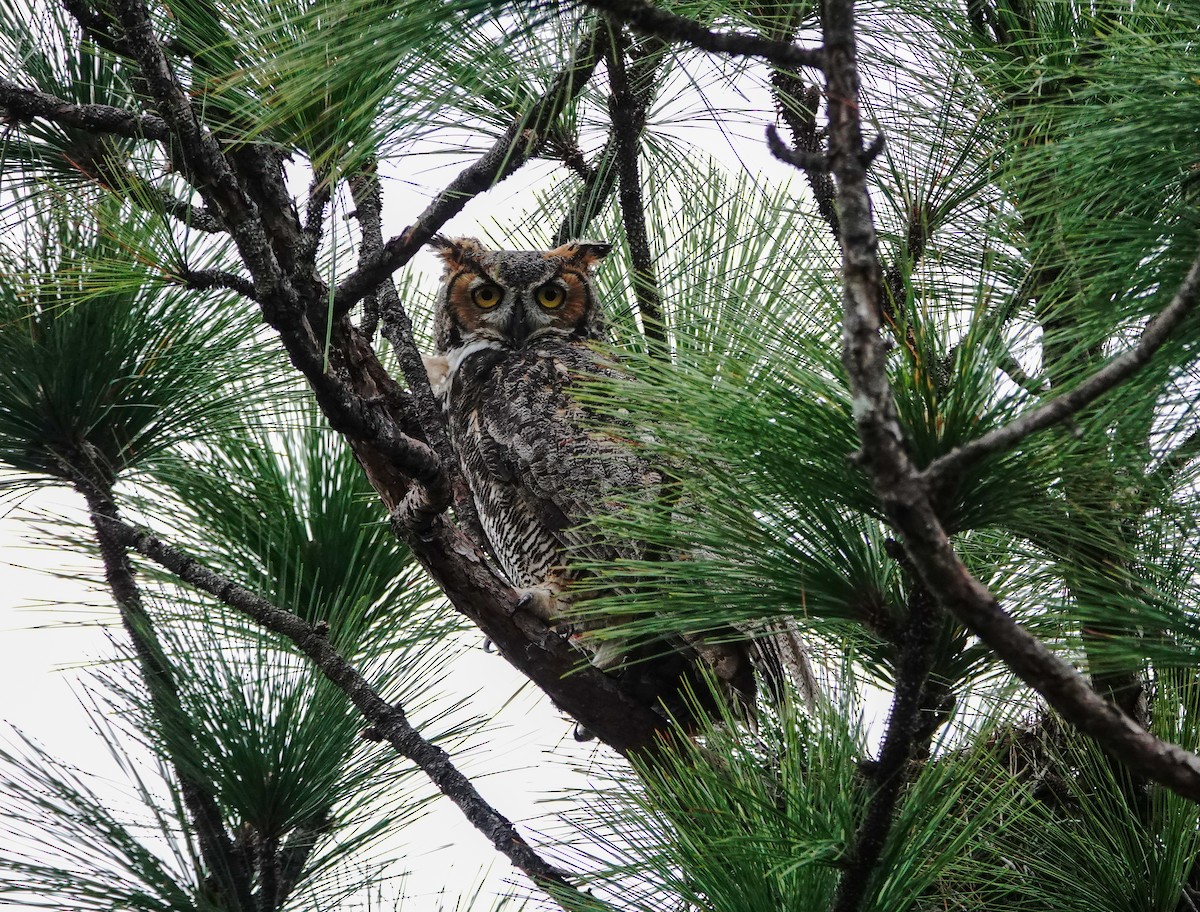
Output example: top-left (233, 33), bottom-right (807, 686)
top-left (548, 240), bottom-right (612, 270)
top-left (430, 235), bottom-right (488, 270)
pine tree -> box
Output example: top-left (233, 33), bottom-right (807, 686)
top-left (3, 0), bottom-right (1200, 909)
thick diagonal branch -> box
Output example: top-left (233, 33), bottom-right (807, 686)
top-left (110, 518), bottom-right (588, 905)
top-left (579, 0), bottom-right (823, 70)
top-left (333, 25), bottom-right (609, 316)
top-left (815, 0), bottom-right (1200, 804)
top-left (923, 249), bottom-right (1200, 484)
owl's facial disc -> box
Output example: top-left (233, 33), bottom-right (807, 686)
top-left (431, 236), bottom-right (610, 353)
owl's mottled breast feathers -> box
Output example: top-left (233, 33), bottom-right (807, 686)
top-left (429, 236), bottom-right (763, 712)
top-left (428, 233), bottom-right (655, 592)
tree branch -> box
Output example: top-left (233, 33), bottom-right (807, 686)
top-left (332, 24), bottom-right (609, 316)
top-left (923, 247), bottom-right (1200, 485)
top-left (553, 38), bottom-right (666, 247)
top-left (67, 466), bottom-right (254, 911)
top-left (0, 78), bottom-right (170, 141)
top-left (348, 160), bottom-right (483, 540)
top-left (578, 0), bottom-right (824, 70)
top-left (820, 0), bottom-right (1200, 804)
top-left (110, 517), bottom-right (589, 905)
top-left (606, 29), bottom-right (667, 352)
top-left (831, 572), bottom-right (940, 912)
top-left (109, 0), bottom-right (292, 307)
top-left (178, 268), bottom-right (257, 300)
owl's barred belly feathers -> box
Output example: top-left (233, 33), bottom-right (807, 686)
top-left (445, 342), bottom-right (661, 594)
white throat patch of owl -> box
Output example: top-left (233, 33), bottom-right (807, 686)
top-left (429, 338), bottom-right (502, 402)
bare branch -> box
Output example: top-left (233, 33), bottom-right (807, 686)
top-left (607, 30), bottom-right (667, 352)
top-left (766, 122), bottom-right (831, 173)
top-left (1149, 424), bottom-right (1200, 492)
top-left (0, 78), bottom-right (169, 141)
top-left (924, 249), bottom-right (1200, 485)
top-left (821, 0), bottom-right (1200, 804)
top-left (68, 468), bottom-right (254, 911)
top-left (110, 517), bottom-right (590, 904)
top-left (579, 0), bottom-right (824, 70)
top-left (333, 25), bottom-right (609, 316)
top-left (832, 573), bottom-right (940, 912)
top-left (178, 268), bottom-right (257, 300)
top-left (554, 38), bottom-right (666, 246)
top-left (348, 161), bottom-right (481, 539)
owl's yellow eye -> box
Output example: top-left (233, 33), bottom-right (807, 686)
top-left (535, 283), bottom-right (566, 309)
top-left (472, 284), bottom-right (503, 309)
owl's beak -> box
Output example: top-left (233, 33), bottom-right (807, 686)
top-left (507, 308), bottom-right (530, 349)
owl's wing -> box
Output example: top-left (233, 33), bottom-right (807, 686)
top-left (478, 349), bottom-right (660, 566)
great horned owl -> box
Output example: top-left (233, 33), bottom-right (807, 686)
top-left (428, 235), bottom-right (757, 720)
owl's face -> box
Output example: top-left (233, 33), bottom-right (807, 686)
top-left (431, 236), bottom-right (611, 354)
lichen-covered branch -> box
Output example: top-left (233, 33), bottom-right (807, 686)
top-left (0, 79), bottom-right (169, 140)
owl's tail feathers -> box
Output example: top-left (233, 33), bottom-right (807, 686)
top-left (746, 620), bottom-right (822, 715)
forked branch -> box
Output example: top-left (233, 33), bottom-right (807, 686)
top-left (803, 0), bottom-right (1200, 808)
top-left (923, 249), bottom-right (1200, 484)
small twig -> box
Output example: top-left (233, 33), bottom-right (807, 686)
top-left (178, 268), bottom-right (257, 300)
top-left (332, 25), bottom-right (609, 316)
top-left (275, 813), bottom-right (331, 907)
top-left (0, 79), bottom-right (170, 141)
top-left (300, 170), bottom-right (332, 269)
top-left (607, 29), bottom-right (667, 353)
top-left (766, 122), bottom-right (831, 173)
top-left (579, 0), bottom-right (824, 70)
top-left (923, 246), bottom-right (1200, 485)
top-left (143, 184), bottom-right (225, 232)
top-left (111, 518), bottom-right (587, 904)
top-left (831, 575), bottom-right (940, 912)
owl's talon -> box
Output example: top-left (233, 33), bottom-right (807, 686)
top-left (512, 586), bottom-right (558, 622)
